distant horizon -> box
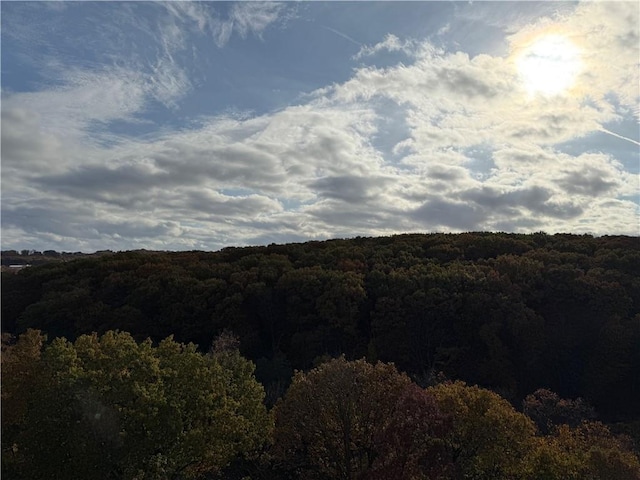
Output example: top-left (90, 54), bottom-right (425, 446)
top-left (2, 230), bottom-right (638, 257)
top-left (2, 1), bottom-right (639, 252)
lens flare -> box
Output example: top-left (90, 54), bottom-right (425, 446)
top-left (517, 35), bottom-right (582, 97)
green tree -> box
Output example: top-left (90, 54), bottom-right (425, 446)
top-left (1, 329), bottom-right (48, 478)
top-left (526, 422), bottom-right (640, 480)
top-left (523, 388), bottom-right (596, 435)
top-left (427, 381), bottom-right (536, 480)
top-left (2, 330), bottom-right (271, 480)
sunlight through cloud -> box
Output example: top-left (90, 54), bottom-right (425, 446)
top-left (516, 35), bottom-right (583, 97)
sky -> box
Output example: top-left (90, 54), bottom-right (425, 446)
top-left (1, 1), bottom-right (639, 252)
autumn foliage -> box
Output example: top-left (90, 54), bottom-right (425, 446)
top-left (2, 233), bottom-right (640, 478)
top-left (272, 357), bottom-right (412, 479)
top-left (3, 332), bottom-right (640, 479)
top-left (2, 330), bottom-right (271, 479)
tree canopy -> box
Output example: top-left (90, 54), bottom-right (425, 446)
top-left (2, 232), bottom-right (640, 477)
top-left (4, 233), bottom-right (638, 423)
top-left (3, 331), bottom-right (639, 479)
top-left (1, 330), bottom-right (271, 480)
top-left (427, 381), bottom-right (536, 479)
top-left (272, 356), bottom-right (412, 480)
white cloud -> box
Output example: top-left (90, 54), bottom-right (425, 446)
top-left (1, 108), bottom-right (71, 171)
top-left (148, 56), bottom-right (191, 109)
top-left (230, 2), bottom-right (286, 40)
top-left (2, 1), bottom-right (638, 251)
top-left (508, 1), bottom-right (639, 113)
top-left (3, 69), bottom-right (147, 139)
top-left (353, 34), bottom-right (417, 60)
top-left (163, 1), bottom-right (287, 48)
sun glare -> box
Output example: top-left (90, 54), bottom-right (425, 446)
top-left (516, 35), bottom-right (582, 97)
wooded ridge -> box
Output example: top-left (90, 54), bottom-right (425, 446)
top-left (3, 232), bottom-right (639, 419)
top-left (2, 232), bottom-right (639, 478)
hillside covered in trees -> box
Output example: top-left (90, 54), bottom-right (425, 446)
top-left (2, 232), bottom-right (640, 478)
top-left (4, 232), bottom-right (639, 416)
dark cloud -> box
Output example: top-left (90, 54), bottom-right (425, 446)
top-left (493, 217), bottom-right (544, 231)
top-left (437, 65), bottom-right (499, 99)
top-left (412, 198), bottom-right (482, 231)
top-left (1, 205), bottom-right (88, 239)
top-left (558, 168), bottom-right (618, 196)
top-left (306, 199), bottom-right (405, 231)
top-left (411, 184), bottom-right (585, 232)
top-left (34, 142), bottom-right (288, 208)
top-left (540, 202), bottom-right (584, 220)
top-left (182, 190), bottom-right (282, 218)
top-left (508, 124), bottom-right (564, 143)
top-left (461, 185), bottom-right (583, 220)
top-left (310, 175), bottom-right (391, 202)
top-left (463, 185), bottom-right (548, 209)
top-left (152, 143), bottom-right (287, 190)
top-left (426, 164), bottom-right (469, 182)
top-left (1, 204), bottom-right (181, 240)
top-left (37, 165), bottom-right (166, 202)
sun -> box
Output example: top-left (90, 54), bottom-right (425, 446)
top-left (516, 35), bottom-right (582, 97)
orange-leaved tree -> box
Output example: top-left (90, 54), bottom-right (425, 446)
top-left (272, 356), bottom-right (412, 480)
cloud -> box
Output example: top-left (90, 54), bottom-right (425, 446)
top-left (162, 2), bottom-right (212, 35)
top-left (26, 103), bottom-right (383, 206)
top-left (461, 185), bottom-right (584, 220)
top-left (230, 2), bottom-right (286, 40)
top-left (310, 175), bottom-right (393, 203)
top-left (182, 189), bottom-right (283, 218)
top-left (412, 198), bottom-right (483, 231)
top-left (508, 1), bottom-right (639, 112)
top-left (148, 55), bottom-right (191, 110)
top-left (555, 153), bottom-right (636, 197)
top-left (1, 109), bottom-right (70, 171)
top-left (353, 34), bottom-right (417, 60)
top-left (1, 1), bottom-right (292, 142)
top-left (163, 1), bottom-right (287, 48)
top-left (558, 169), bottom-right (618, 197)
top-left (2, 202), bottom-right (185, 248)
top-left (1, 1), bottom-right (638, 251)
top-left (2, 69), bottom-right (148, 140)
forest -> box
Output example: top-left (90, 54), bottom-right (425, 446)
top-left (2, 232), bottom-right (640, 479)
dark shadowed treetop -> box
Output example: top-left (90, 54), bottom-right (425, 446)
top-left (272, 356), bottom-right (412, 480)
top-left (2, 232), bottom-right (639, 423)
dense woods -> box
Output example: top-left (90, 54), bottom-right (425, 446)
top-left (2, 232), bottom-right (640, 478)
top-left (3, 333), bottom-right (639, 479)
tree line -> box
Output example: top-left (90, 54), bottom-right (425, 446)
top-left (3, 233), bottom-right (639, 421)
